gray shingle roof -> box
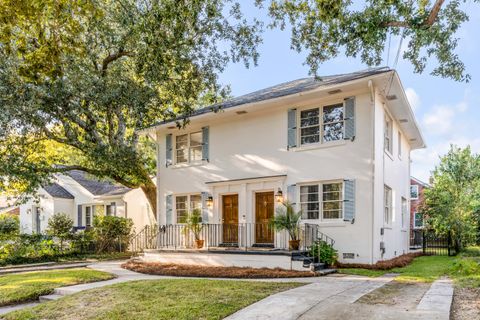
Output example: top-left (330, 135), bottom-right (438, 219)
top-left (66, 170), bottom-right (131, 196)
top-left (144, 67), bottom-right (391, 129)
top-left (43, 183), bottom-right (74, 199)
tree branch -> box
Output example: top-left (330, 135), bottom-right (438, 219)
top-left (426, 0), bottom-right (445, 26)
top-left (101, 49), bottom-right (133, 75)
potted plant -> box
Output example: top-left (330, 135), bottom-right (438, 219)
top-left (184, 209), bottom-right (204, 249)
top-left (270, 201), bottom-right (302, 250)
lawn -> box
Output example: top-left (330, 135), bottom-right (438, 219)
top-left (0, 268), bottom-right (114, 306)
top-left (3, 279), bottom-right (303, 320)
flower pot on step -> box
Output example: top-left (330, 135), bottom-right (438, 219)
top-left (289, 240), bottom-right (300, 250)
top-left (195, 240), bottom-right (204, 249)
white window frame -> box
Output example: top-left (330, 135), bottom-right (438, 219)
top-left (384, 114), bottom-right (393, 154)
top-left (175, 131), bottom-right (203, 165)
top-left (398, 131), bottom-right (402, 158)
top-left (410, 185), bottom-right (419, 200)
top-left (401, 197), bottom-right (407, 228)
top-left (299, 181), bottom-right (344, 222)
top-left (384, 185), bottom-right (392, 225)
top-left (175, 193), bottom-right (202, 224)
top-left (298, 102), bottom-right (345, 146)
top-left (414, 212), bottom-right (424, 229)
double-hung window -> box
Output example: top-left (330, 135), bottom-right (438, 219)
top-left (384, 114), bottom-right (393, 154)
top-left (398, 132), bottom-right (402, 158)
top-left (401, 197), bottom-right (407, 228)
top-left (414, 212), bottom-right (424, 228)
top-left (384, 185), bottom-right (392, 225)
top-left (175, 194), bottom-right (202, 223)
top-left (300, 104), bottom-right (344, 146)
top-left (300, 182), bottom-right (343, 220)
top-left (175, 132), bottom-right (203, 164)
top-left (410, 185), bottom-right (419, 199)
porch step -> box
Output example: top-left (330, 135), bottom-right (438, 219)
top-left (307, 262), bottom-right (326, 271)
top-left (317, 268), bottom-right (337, 276)
top-left (251, 243), bottom-right (274, 248)
top-left (218, 243), bottom-right (239, 248)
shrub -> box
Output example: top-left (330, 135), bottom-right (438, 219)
top-left (270, 201), bottom-right (301, 241)
top-left (309, 240), bottom-right (338, 266)
top-left (91, 216), bottom-right (133, 253)
top-left (0, 214), bottom-right (19, 241)
top-left (0, 234), bottom-right (62, 266)
top-left (46, 213), bottom-right (74, 249)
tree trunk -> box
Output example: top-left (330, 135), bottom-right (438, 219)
top-left (141, 179), bottom-right (157, 222)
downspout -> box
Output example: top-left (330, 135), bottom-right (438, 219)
top-left (368, 80), bottom-right (376, 265)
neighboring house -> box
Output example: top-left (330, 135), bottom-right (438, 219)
top-left (0, 196), bottom-right (19, 216)
top-left (18, 170), bottom-right (155, 234)
top-left (410, 177), bottom-right (429, 229)
top-left (142, 67), bottom-right (425, 266)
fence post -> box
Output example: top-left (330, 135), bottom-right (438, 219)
top-left (447, 231), bottom-right (451, 256)
top-left (422, 229), bottom-right (426, 254)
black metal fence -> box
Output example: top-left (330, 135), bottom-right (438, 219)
top-left (410, 229), bottom-right (457, 256)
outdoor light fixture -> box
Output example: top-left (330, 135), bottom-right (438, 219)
top-left (275, 188), bottom-right (284, 203)
top-left (206, 195), bottom-right (213, 207)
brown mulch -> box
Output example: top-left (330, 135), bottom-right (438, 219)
top-left (122, 260), bottom-right (316, 278)
top-left (336, 252), bottom-right (424, 270)
top-left (451, 287), bottom-right (480, 320)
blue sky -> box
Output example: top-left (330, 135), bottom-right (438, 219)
top-left (218, 2), bottom-right (480, 183)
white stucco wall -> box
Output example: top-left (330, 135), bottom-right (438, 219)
top-left (122, 188), bottom-right (156, 233)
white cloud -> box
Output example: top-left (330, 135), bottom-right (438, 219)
top-left (405, 87), bottom-right (421, 111)
top-left (422, 106), bottom-right (455, 135)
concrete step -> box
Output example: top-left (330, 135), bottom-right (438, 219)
top-left (317, 268), bottom-right (337, 276)
top-left (39, 294), bottom-right (63, 302)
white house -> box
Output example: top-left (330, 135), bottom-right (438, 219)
top-left (141, 68), bottom-right (425, 266)
top-left (18, 170), bottom-right (156, 234)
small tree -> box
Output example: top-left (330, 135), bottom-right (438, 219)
top-left (46, 213), bottom-right (74, 250)
top-left (0, 214), bottom-right (19, 241)
top-left (270, 201), bottom-right (302, 250)
top-left (92, 216), bottom-right (134, 253)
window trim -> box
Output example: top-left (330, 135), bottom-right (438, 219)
top-left (398, 131), bottom-right (402, 159)
top-left (298, 180), bottom-right (344, 222)
top-left (410, 185), bottom-right (419, 200)
top-left (174, 131), bottom-right (203, 165)
top-left (174, 193), bottom-right (202, 224)
top-left (384, 185), bottom-right (392, 226)
top-left (298, 101), bottom-right (346, 147)
top-left (384, 114), bottom-right (393, 155)
top-left (414, 212), bottom-right (424, 229)
top-left (401, 197), bottom-right (407, 229)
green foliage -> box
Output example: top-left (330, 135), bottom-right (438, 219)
top-left (261, 0), bottom-right (477, 81)
top-left (270, 201), bottom-right (302, 241)
top-left (183, 209), bottom-right (204, 241)
top-left (91, 216), bottom-right (134, 253)
top-left (46, 213), bottom-right (74, 249)
top-left (309, 240), bottom-right (337, 266)
top-left (423, 146), bottom-right (480, 251)
top-left (0, 214), bottom-right (19, 240)
top-left (0, 234), bottom-right (63, 266)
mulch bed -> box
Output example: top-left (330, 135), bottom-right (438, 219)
top-left (122, 260), bottom-right (316, 278)
top-left (336, 252), bottom-right (424, 270)
top-left (451, 287), bottom-right (480, 320)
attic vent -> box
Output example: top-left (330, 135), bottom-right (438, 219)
top-left (409, 138), bottom-right (417, 142)
top-left (236, 110), bottom-right (247, 115)
top-left (343, 253), bottom-right (355, 259)
top-left (386, 94), bottom-right (398, 101)
top-left (328, 89), bottom-right (342, 95)
top-left (399, 119), bottom-right (408, 123)
top-left (167, 126), bottom-right (176, 129)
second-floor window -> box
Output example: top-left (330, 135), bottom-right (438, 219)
top-left (384, 114), bottom-right (392, 154)
top-left (176, 132), bottom-right (203, 164)
top-left (410, 185), bottom-right (419, 199)
top-left (300, 104), bottom-right (344, 146)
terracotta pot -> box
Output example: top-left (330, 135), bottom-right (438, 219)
top-left (195, 239), bottom-right (204, 249)
top-left (289, 240), bottom-right (300, 251)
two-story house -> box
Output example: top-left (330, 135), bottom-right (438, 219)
top-left (141, 67), bottom-right (425, 267)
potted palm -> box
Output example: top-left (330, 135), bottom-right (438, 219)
top-left (184, 209), bottom-right (204, 249)
top-left (270, 201), bottom-right (302, 250)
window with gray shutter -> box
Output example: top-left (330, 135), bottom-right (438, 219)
top-left (77, 205), bottom-right (83, 227)
top-left (287, 109), bottom-right (297, 149)
top-left (343, 179), bottom-right (356, 222)
top-left (165, 134), bottom-right (173, 167)
top-left (166, 194), bottom-right (173, 225)
top-left (344, 97), bottom-right (356, 141)
top-left (202, 126), bottom-right (209, 161)
top-left (201, 192), bottom-right (209, 223)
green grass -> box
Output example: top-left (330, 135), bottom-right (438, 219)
top-left (3, 279), bottom-right (302, 320)
top-left (392, 256), bottom-right (455, 283)
top-left (337, 268), bottom-right (387, 277)
top-left (0, 268), bottom-right (114, 306)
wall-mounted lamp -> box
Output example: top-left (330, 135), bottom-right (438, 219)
top-left (275, 188), bottom-right (284, 203)
top-left (206, 195), bottom-right (213, 207)
top-left (27, 209), bottom-right (31, 215)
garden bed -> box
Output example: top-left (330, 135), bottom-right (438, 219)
top-left (122, 260), bottom-right (316, 278)
top-left (337, 252), bottom-right (424, 270)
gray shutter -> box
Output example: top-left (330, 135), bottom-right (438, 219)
top-left (287, 108), bottom-right (297, 149)
top-left (202, 126), bottom-right (209, 161)
top-left (201, 192), bottom-right (209, 223)
top-left (287, 184), bottom-right (297, 205)
top-left (165, 134), bottom-right (173, 167)
top-left (344, 97), bottom-right (355, 141)
top-left (77, 205), bottom-right (83, 227)
top-left (166, 194), bottom-right (173, 225)
top-left (344, 179), bottom-right (355, 222)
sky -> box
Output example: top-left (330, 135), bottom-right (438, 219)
top-left (217, 2), bottom-right (480, 183)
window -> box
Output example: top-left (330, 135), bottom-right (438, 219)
top-left (300, 182), bottom-right (343, 220)
top-left (401, 197), bottom-right (407, 228)
top-left (384, 114), bottom-right (392, 153)
top-left (106, 203), bottom-right (117, 216)
top-left (175, 132), bottom-right (203, 164)
top-left (300, 108), bottom-right (320, 145)
top-left (384, 185), bottom-right (392, 225)
top-left (414, 212), bottom-right (424, 228)
top-left (176, 194), bottom-right (202, 223)
top-left (410, 185), bottom-right (419, 199)
top-left (398, 132), bottom-right (402, 157)
top-left (85, 206), bottom-right (92, 227)
top-left (300, 104), bottom-right (345, 145)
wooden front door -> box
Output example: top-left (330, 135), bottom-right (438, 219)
top-left (255, 192), bottom-right (274, 244)
top-left (222, 194), bottom-right (238, 244)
